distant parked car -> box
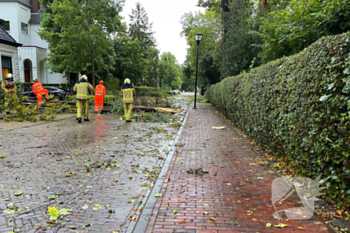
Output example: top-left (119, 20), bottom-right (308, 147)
top-left (23, 86), bottom-right (68, 100)
top-left (171, 90), bottom-right (179, 95)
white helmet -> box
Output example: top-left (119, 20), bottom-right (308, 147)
top-left (124, 78), bottom-right (130, 84)
top-left (81, 75), bottom-right (88, 81)
top-left (7, 73), bottom-right (13, 79)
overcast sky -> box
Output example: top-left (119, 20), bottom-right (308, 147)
top-left (120, 0), bottom-right (204, 65)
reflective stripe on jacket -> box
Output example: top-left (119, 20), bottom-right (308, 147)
top-left (95, 84), bottom-right (106, 97)
top-left (122, 88), bottom-right (134, 103)
top-left (32, 82), bottom-right (44, 95)
top-left (73, 82), bottom-right (93, 100)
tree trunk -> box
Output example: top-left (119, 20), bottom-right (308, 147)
top-left (92, 46), bottom-right (95, 88)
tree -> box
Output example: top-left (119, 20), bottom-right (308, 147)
top-left (180, 7), bottom-right (222, 86)
top-left (254, 0), bottom-right (350, 63)
top-left (220, 0), bottom-right (262, 78)
top-left (197, 0), bottom-right (221, 11)
top-left (38, 0), bottom-right (124, 87)
top-left (144, 46), bottom-right (160, 87)
top-left (113, 35), bottom-right (148, 86)
top-left (129, 3), bottom-right (156, 54)
top-left (159, 52), bottom-right (182, 90)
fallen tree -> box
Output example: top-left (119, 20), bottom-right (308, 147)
top-left (102, 106), bottom-right (182, 114)
top-left (207, 32), bottom-right (350, 208)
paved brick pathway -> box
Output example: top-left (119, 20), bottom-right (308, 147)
top-left (145, 103), bottom-right (334, 233)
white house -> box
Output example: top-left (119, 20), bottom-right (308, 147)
top-left (0, 0), bottom-right (67, 83)
top-left (0, 24), bottom-right (21, 79)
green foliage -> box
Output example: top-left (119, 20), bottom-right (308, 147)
top-left (159, 52), bottom-right (183, 89)
top-left (67, 95), bottom-right (117, 103)
top-left (181, 7), bottom-right (222, 85)
top-left (197, 0), bottom-right (221, 11)
top-left (207, 33), bottom-right (350, 208)
top-left (254, 0), bottom-right (350, 63)
top-left (15, 80), bottom-right (23, 99)
top-left (144, 47), bottom-right (160, 87)
top-left (134, 86), bottom-right (157, 96)
top-left (38, 0), bottom-right (124, 82)
top-left (1, 95), bottom-right (67, 122)
top-left (181, 61), bottom-right (195, 91)
top-left (221, 0), bottom-right (262, 78)
top-left (103, 78), bottom-right (120, 95)
top-left (113, 35), bottom-right (148, 85)
top-left (136, 111), bottom-right (175, 123)
top-left (128, 3), bottom-right (156, 53)
top-left (111, 98), bottom-right (124, 114)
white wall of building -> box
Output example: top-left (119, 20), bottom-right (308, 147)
top-left (30, 24), bottom-right (65, 84)
top-left (0, 43), bottom-right (20, 81)
top-left (0, 2), bottom-right (31, 45)
top-left (1, 2), bottom-right (65, 84)
top-left (30, 24), bottom-right (47, 48)
top-left (17, 4), bottom-right (31, 45)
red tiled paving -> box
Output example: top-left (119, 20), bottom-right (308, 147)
top-left (146, 103), bottom-right (334, 233)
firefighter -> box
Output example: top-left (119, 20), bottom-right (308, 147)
top-left (95, 80), bottom-right (106, 114)
top-left (32, 79), bottom-right (49, 108)
top-left (73, 75), bottom-right (93, 123)
top-left (1, 73), bottom-right (18, 108)
top-left (121, 78), bottom-right (135, 122)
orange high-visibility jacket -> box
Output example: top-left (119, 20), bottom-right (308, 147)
top-left (32, 82), bottom-right (44, 95)
top-left (95, 84), bottom-right (106, 97)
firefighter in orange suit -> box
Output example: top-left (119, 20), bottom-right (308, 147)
top-left (121, 78), bottom-right (135, 122)
top-left (32, 79), bottom-right (49, 108)
top-left (95, 80), bottom-right (106, 114)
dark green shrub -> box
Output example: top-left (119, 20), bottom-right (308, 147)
top-left (200, 84), bottom-right (206, 96)
top-left (207, 32), bottom-right (350, 208)
top-left (134, 86), bottom-right (158, 96)
top-left (67, 95), bottom-right (117, 102)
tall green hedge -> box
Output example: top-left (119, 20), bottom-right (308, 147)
top-left (207, 33), bottom-right (350, 207)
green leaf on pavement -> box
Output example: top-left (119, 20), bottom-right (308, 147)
top-left (60, 209), bottom-right (72, 215)
top-left (14, 191), bottom-right (23, 196)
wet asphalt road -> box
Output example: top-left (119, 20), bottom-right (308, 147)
top-left (0, 96), bottom-right (190, 233)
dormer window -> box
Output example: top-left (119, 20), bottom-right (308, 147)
top-left (21, 22), bottom-right (28, 34)
top-left (0, 19), bottom-right (10, 31)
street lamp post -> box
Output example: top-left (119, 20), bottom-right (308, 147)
top-left (194, 33), bottom-right (203, 109)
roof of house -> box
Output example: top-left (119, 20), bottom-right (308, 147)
top-left (29, 8), bottom-right (44, 24)
top-left (0, 25), bottom-right (22, 47)
top-left (0, 0), bottom-right (31, 8)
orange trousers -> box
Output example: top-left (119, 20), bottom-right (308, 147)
top-left (36, 89), bottom-right (49, 108)
top-left (95, 96), bottom-right (104, 112)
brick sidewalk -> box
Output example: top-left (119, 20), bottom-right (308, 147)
top-left (145, 103), bottom-right (334, 233)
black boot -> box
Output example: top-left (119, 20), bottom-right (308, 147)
top-left (84, 117), bottom-right (89, 121)
top-left (77, 118), bottom-right (82, 123)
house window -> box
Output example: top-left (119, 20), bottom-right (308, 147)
top-left (21, 22), bottom-right (28, 34)
top-left (0, 19), bottom-right (10, 31)
top-left (1, 56), bottom-right (13, 80)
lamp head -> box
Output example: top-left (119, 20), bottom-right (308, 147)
top-left (194, 33), bottom-right (203, 45)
